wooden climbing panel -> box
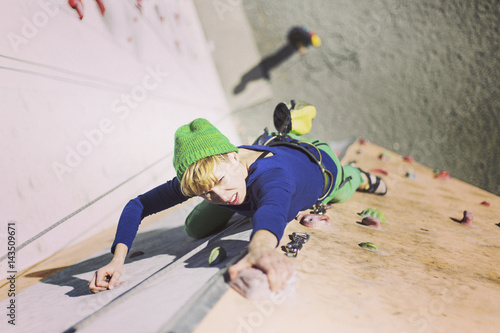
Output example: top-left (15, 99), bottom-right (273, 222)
top-left (195, 140), bottom-right (500, 333)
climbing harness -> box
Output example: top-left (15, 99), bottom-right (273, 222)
top-left (255, 100), bottom-right (334, 202)
top-left (264, 134), bottom-right (334, 201)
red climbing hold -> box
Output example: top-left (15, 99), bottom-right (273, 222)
top-left (296, 213), bottom-right (330, 228)
top-left (451, 210), bottom-right (474, 226)
top-left (95, 0), bottom-right (105, 15)
top-left (359, 216), bottom-right (382, 230)
top-left (68, 0), bottom-right (84, 20)
top-left (403, 156), bottom-right (415, 163)
top-left (129, 251), bottom-right (144, 258)
top-left (71, 0), bottom-right (105, 18)
top-left (370, 168), bottom-right (389, 176)
top-left (434, 170), bottom-right (451, 181)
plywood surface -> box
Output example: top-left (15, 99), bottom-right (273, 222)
top-left (195, 140), bottom-right (500, 333)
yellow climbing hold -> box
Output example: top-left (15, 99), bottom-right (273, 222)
top-left (209, 246), bottom-right (227, 266)
top-left (358, 242), bottom-right (379, 252)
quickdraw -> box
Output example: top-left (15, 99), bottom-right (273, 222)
top-left (310, 203), bottom-right (331, 215)
top-left (282, 232), bottom-right (310, 257)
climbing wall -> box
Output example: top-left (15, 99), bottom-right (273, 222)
top-left (195, 140), bottom-right (500, 333)
top-left (0, 0), bottom-right (238, 274)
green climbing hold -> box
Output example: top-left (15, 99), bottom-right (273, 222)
top-left (358, 242), bottom-right (378, 252)
top-left (378, 152), bottom-right (392, 161)
top-left (208, 246), bottom-right (227, 266)
top-left (358, 208), bottom-right (387, 223)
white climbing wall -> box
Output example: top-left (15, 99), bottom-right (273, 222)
top-left (0, 0), bottom-right (238, 274)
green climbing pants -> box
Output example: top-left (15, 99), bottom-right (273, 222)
top-left (184, 200), bottom-right (235, 239)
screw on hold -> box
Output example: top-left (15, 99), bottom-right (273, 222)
top-left (310, 203), bottom-right (331, 215)
top-left (282, 232), bottom-right (310, 257)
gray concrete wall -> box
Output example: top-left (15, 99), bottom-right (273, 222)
top-left (232, 0), bottom-right (499, 195)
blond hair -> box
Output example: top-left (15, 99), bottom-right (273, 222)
top-left (180, 154), bottom-right (231, 197)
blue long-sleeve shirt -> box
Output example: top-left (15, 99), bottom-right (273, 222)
top-left (111, 144), bottom-right (338, 253)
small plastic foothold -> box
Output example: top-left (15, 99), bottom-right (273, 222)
top-left (481, 201), bottom-right (491, 207)
top-left (297, 213), bottom-right (331, 228)
top-left (95, 0), bottom-right (105, 15)
top-left (378, 152), bottom-right (391, 161)
top-left (405, 172), bottom-right (417, 179)
top-left (371, 168), bottom-right (389, 176)
top-left (451, 211), bottom-right (473, 226)
top-left (209, 246), bottom-right (227, 266)
top-left (229, 267), bottom-right (296, 300)
top-left (359, 138), bottom-right (367, 145)
top-left (403, 156), bottom-right (415, 163)
top-left (434, 170), bottom-right (451, 181)
top-left (358, 242), bottom-right (378, 252)
top-left (68, 0), bottom-right (84, 19)
top-left (358, 208), bottom-right (387, 223)
top-left (129, 251), bottom-right (144, 258)
top-left (360, 216), bottom-right (382, 230)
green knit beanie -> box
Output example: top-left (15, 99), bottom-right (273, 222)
top-left (173, 118), bottom-right (239, 180)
